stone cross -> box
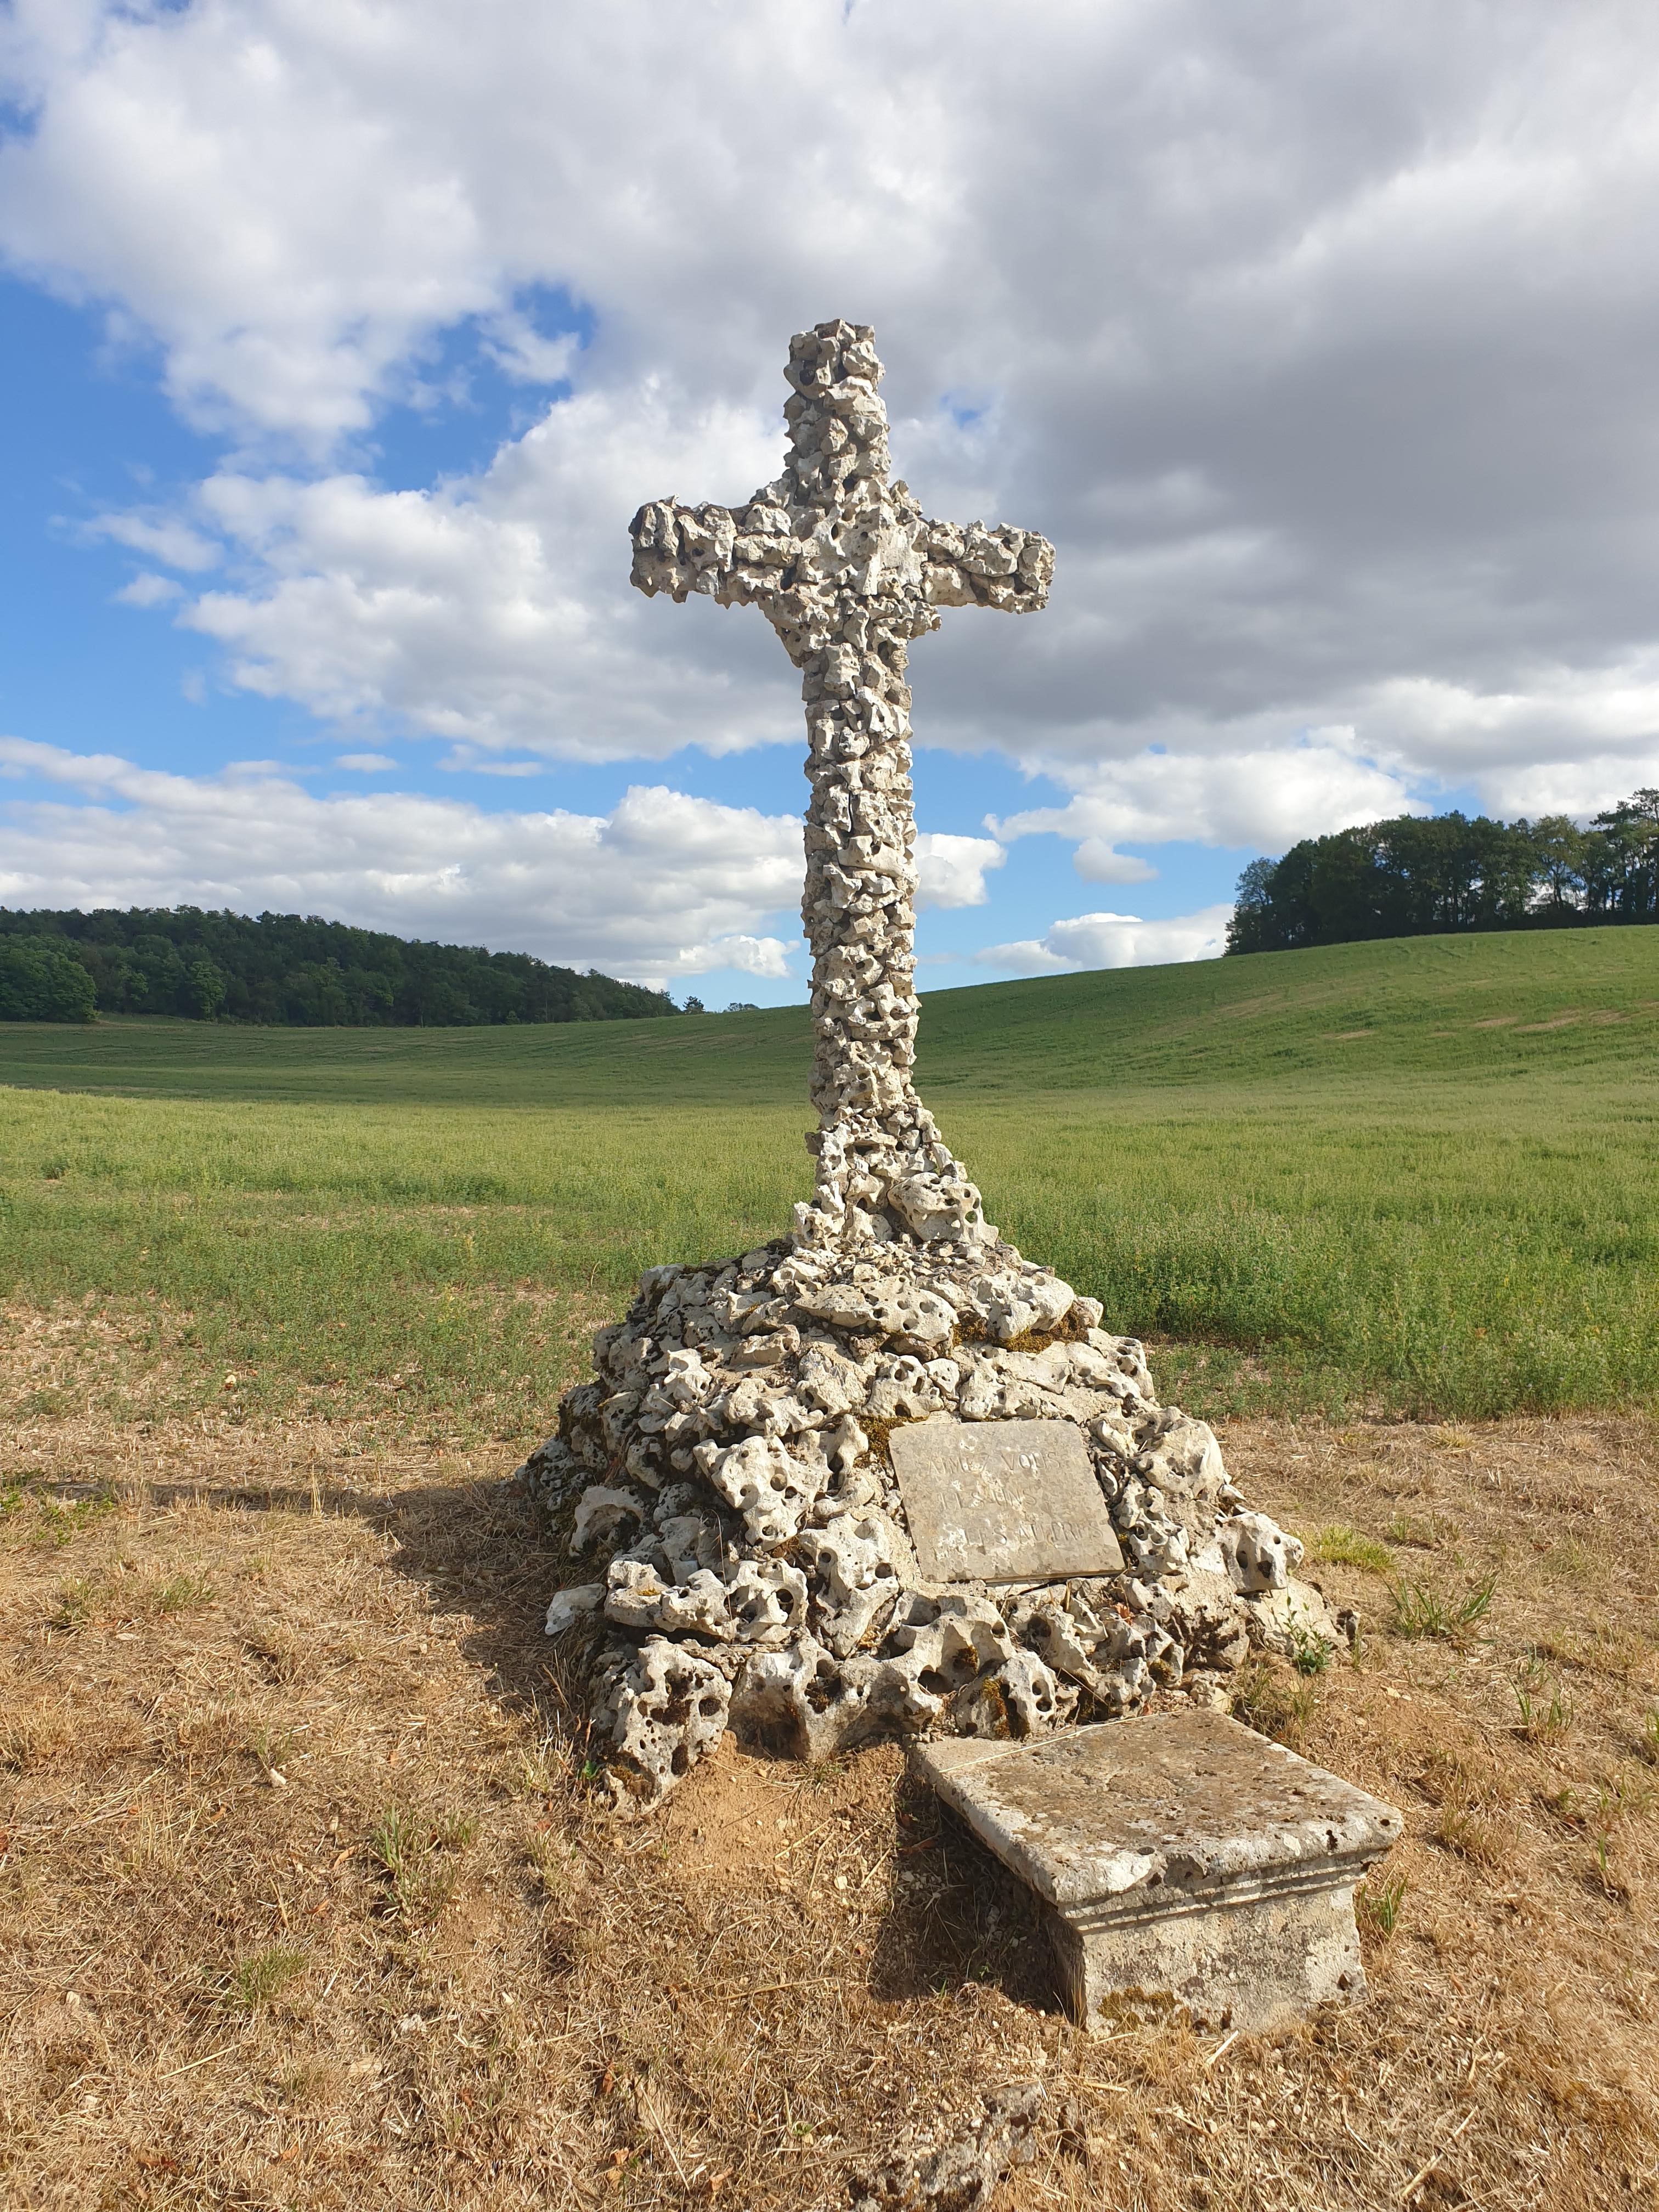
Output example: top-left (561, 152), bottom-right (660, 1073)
top-left (630, 320), bottom-right (1054, 1256)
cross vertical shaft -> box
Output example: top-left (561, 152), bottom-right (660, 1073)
top-left (629, 320), bottom-right (1053, 1257)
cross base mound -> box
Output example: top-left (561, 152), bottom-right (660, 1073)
top-left (524, 1236), bottom-right (1352, 1812)
top-left (912, 1713), bottom-right (1403, 2034)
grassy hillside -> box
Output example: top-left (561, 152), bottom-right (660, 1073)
top-left (923, 922), bottom-right (1659, 1091)
top-left (1, 923), bottom-right (1654, 1105)
top-left (1, 927), bottom-right (1655, 1432)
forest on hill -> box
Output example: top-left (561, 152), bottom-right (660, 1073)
top-left (0, 905), bottom-right (678, 1026)
top-left (1228, 787), bottom-right (1659, 953)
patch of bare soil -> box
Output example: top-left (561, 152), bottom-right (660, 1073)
top-left (2, 1403), bottom-right (1657, 2210)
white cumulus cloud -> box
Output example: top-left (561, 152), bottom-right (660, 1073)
top-left (914, 832), bottom-right (1005, 910)
top-left (991, 738), bottom-right (1424, 875)
top-left (171, 384), bottom-right (794, 760)
top-left (112, 571), bottom-right (183, 608)
top-left (86, 510), bottom-right (219, 572)
top-left (481, 313), bottom-right (582, 387)
top-left (1, 0), bottom-right (1658, 904)
top-left (0, 738), bottom-right (804, 988)
top-left (977, 907), bottom-right (1235, 977)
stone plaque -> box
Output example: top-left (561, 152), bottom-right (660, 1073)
top-left (888, 1418), bottom-right (1124, 1584)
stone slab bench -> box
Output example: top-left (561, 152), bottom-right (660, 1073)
top-left (911, 1709), bottom-right (1402, 2034)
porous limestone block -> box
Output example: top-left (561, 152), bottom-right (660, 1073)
top-left (911, 1711), bottom-right (1401, 2034)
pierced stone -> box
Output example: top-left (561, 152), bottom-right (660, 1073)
top-left (888, 1418), bottom-right (1124, 1584)
top-left (911, 1711), bottom-right (1402, 2033)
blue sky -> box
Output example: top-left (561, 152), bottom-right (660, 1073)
top-left (3, 3), bottom-right (1656, 1006)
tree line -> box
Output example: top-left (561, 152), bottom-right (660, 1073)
top-left (0, 905), bottom-right (678, 1026)
top-left (1227, 789), bottom-right (1659, 955)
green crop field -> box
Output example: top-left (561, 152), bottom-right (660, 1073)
top-left (2, 924), bottom-right (1655, 1440)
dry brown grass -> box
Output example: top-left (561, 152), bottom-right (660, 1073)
top-left (3, 1386), bottom-right (1658, 2209)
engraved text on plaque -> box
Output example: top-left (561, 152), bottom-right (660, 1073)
top-left (888, 1419), bottom-right (1125, 1584)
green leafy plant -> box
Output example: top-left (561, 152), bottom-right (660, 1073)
top-left (1512, 1658), bottom-right (1573, 1742)
top-left (1389, 1572), bottom-right (1494, 1641)
top-left (1286, 1624), bottom-right (1335, 1677)
top-left (49, 1575), bottom-right (98, 1631)
top-left (1357, 1871), bottom-right (1407, 1938)
top-left (367, 1805), bottom-right (475, 1924)
top-left (1310, 1524), bottom-right (1396, 1576)
top-left (227, 1946), bottom-right (307, 2011)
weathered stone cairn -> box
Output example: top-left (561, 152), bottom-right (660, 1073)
top-left (526, 321), bottom-right (1352, 1829)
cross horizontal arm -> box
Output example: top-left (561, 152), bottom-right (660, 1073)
top-left (632, 496), bottom-right (1053, 620)
top-left (630, 496), bottom-right (793, 608)
top-left (918, 518), bottom-right (1053, 613)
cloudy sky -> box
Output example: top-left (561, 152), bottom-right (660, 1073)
top-left (2, 1), bottom-right (1657, 1001)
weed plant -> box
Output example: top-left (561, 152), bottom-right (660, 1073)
top-left (1389, 1572), bottom-right (1497, 1640)
top-left (1357, 1870), bottom-right (1408, 1938)
top-left (225, 1947), bottom-right (306, 2012)
top-left (1310, 1525), bottom-right (1396, 1575)
top-left (1229, 1661), bottom-right (1319, 1749)
top-left (1512, 1658), bottom-right (1575, 1743)
top-left (1286, 1625), bottom-right (1336, 1676)
top-left (367, 1805), bottom-right (475, 1926)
